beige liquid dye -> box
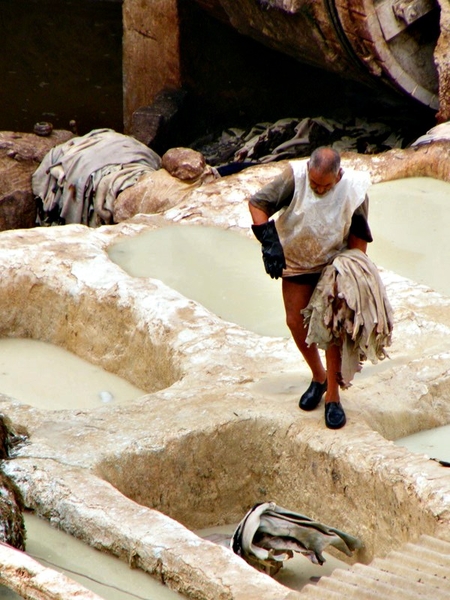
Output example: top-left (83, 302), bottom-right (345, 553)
top-left (367, 177), bottom-right (450, 297)
top-left (0, 340), bottom-right (182, 598)
top-left (0, 338), bottom-right (146, 410)
top-left (108, 225), bottom-right (290, 338)
top-left (395, 424), bottom-right (450, 463)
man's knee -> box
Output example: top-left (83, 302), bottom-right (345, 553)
top-left (285, 311), bottom-right (305, 337)
top-left (286, 313), bottom-right (298, 331)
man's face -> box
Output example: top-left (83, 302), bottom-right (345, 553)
top-left (307, 164), bottom-right (343, 196)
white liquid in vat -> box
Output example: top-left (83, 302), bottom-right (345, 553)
top-left (0, 338), bottom-right (146, 410)
top-left (368, 177), bottom-right (450, 297)
top-left (108, 225), bottom-right (289, 337)
top-left (395, 424), bottom-right (450, 464)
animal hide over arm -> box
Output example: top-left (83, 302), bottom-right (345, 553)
top-left (302, 249), bottom-right (393, 388)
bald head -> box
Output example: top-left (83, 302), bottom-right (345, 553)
top-left (309, 147), bottom-right (341, 176)
top-left (307, 147), bottom-right (343, 195)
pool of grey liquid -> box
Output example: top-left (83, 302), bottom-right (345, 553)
top-left (394, 424), bottom-right (450, 464)
top-left (108, 224), bottom-right (290, 338)
top-left (108, 177), bottom-right (450, 339)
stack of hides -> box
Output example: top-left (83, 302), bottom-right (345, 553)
top-left (32, 128), bottom-right (161, 226)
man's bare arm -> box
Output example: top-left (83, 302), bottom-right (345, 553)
top-left (347, 233), bottom-right (367, 253)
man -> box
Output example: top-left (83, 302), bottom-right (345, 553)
top-left (248, 146), bottom-right (372, 429)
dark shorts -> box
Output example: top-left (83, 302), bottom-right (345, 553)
top-left (283, 272), bottom-right (322, 286)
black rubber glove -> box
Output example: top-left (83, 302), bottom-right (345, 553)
top-left (251, 220), bottom-right (286, 279)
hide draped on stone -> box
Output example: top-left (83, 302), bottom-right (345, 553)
top-left (32, 128), bottom-right (161, 227)
top-left (113, 147), bottom-right (219, 222)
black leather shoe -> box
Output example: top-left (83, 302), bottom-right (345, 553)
top-left (325, 402), bottom-right (346, 429)
top-left (299, 380), bottom-right (327, 411)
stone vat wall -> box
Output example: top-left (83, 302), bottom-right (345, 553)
top-left (0, 152), bottom-right (450, 597)
top-left (0, 225), bottom-right (181, 393)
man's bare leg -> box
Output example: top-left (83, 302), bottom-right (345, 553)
top-left (282, 278), bottom-right (326, 383)
top-left (324, 343), bottom-right (341, 403)
top-left (283, 278), bottom-right (346, 428)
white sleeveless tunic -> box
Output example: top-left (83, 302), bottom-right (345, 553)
top-left (275, 161), bottom-right (371, 276)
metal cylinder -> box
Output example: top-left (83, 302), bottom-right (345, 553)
top-left (193, 0), bottom-right (439, 109)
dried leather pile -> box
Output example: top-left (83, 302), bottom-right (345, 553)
top-left (191, 116), bottom-right (405, 173)
top-left (32, 128), bottom-right (161, 226)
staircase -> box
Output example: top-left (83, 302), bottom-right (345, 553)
top-left (300, 534), bottom-right (450, 598)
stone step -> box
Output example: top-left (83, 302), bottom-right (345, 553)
top-left (298, 533), bottom-right (450, 599)
top-left (382, 550), bottom-right (449, 577)
top-left (297, 585), bottom-right (344, 599)
top-left (350, 563), bottom-right (449, 599)
top-left (358, 561), bottom-right (450, 594)
top-left (399, 544), bottom-right (450, 567)
top-left (303, 572), bottom-right (397, 599)
top-left (419, 534), bottom-right (450, 552)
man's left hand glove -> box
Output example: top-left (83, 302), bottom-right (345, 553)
top-left (251, 220), bottom-right (286, 279)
